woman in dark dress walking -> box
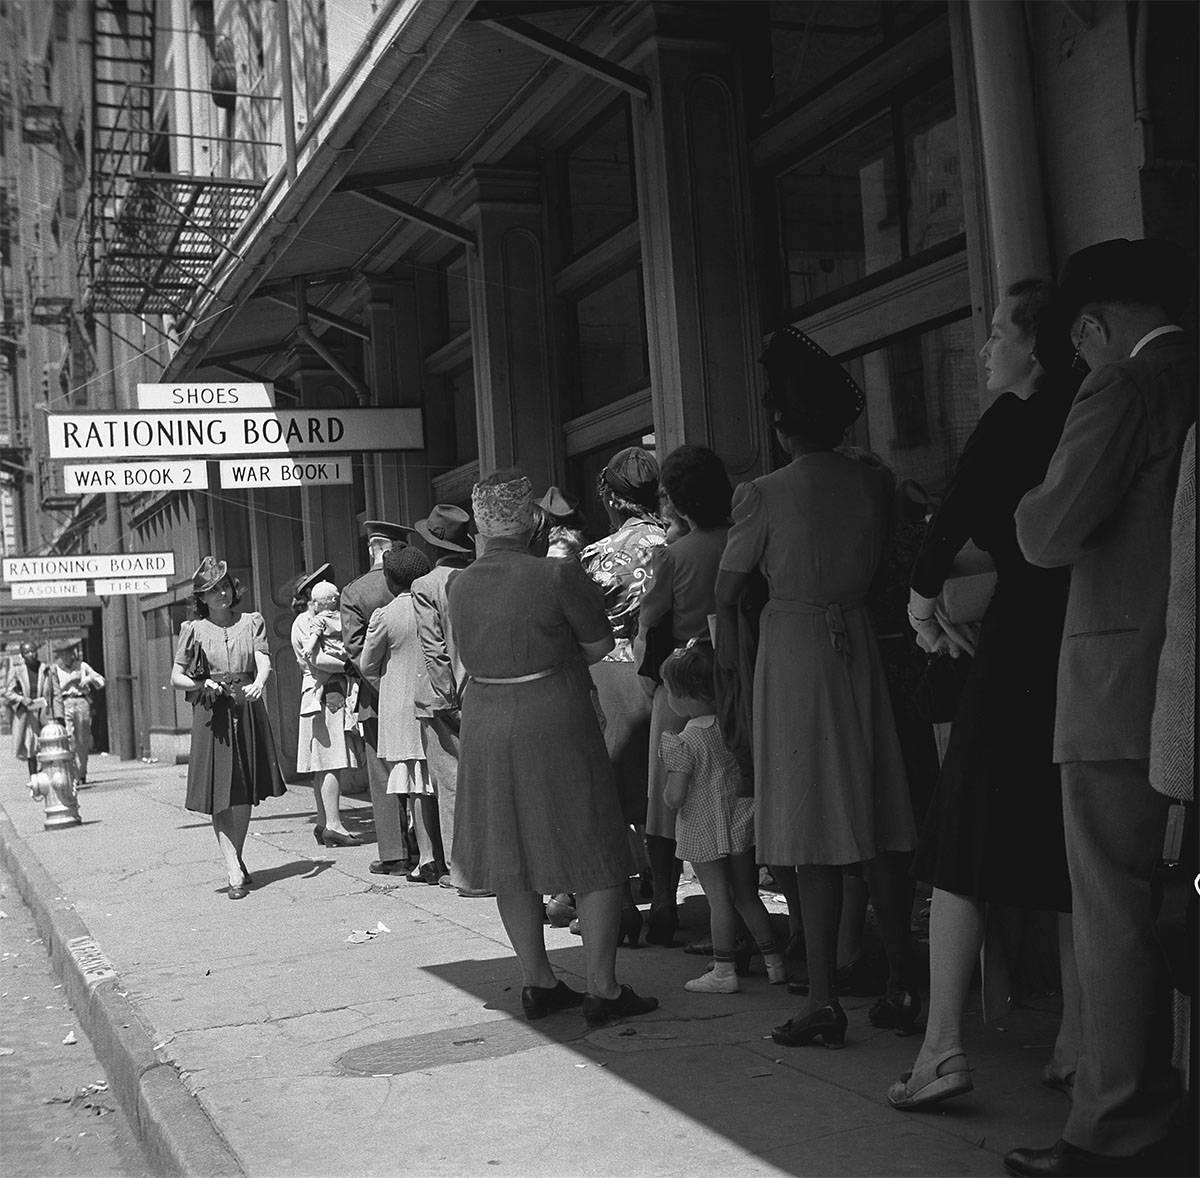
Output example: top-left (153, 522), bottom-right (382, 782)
top-left (171, 557), bottom-right (286, 899)
top-left (888, 280), bottom-right (1083, 1109)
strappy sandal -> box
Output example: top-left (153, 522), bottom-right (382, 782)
top-left (887, 1048), bottom-right (974, 1110)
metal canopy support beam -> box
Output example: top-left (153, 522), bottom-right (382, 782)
top-left (352, 188), bottom-right (477, 248)
top-left (335, 165), bottom-right (460, 192)
top-left (480, 16), bottom-right (649, 102)
top-left (263, 293), bottom-right (370, 340)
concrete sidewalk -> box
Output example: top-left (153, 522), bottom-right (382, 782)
top-left (0, 755), bottom-right (1073, 1177)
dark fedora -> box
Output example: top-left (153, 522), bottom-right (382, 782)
top-left (362, 520), bottom-right (410, 543)
top-left (1057, 237), bottom-right (1193, 321)
top-left (191, 556), bottom-right (228, 594)
top-left (536, 486), bottom-right (585, 528)
top-left (760, 324), bottom-right (866, 432)
top-left (293, 562), bottom-right (334, 603)
top-left (412, 505), bottom-right (473, 554)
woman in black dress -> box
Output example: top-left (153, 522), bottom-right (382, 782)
top-left (888, 280), bottom-right (1083, 1109)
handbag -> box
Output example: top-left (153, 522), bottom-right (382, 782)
top-left (938, 542), bottom-right (997, 625)
top-left (180, 637), bottom-right (211, 706)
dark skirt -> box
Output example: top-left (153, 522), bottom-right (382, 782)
top-left (185, 696), bottom-right (287, 815)
top-left (911, 576), bottom-right (1072, 911)
top-left (589, 660), bottom-right (652, 826)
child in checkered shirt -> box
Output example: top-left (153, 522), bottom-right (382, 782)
top-left (659, 640), bottom-right (786, 993)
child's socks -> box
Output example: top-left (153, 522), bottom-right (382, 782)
top-left (685, 953), bottom-right (740, 994)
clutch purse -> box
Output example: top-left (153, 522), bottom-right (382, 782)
top-left (938, 543), bottom-right (997, 625)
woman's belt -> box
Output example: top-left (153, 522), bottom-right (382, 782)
top-left (472, 659), bottom-right (575, 686)
top-left (768, 597), bottom-right (865, 658)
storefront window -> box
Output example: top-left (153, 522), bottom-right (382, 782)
top-left (564, 103), bottom-right (636, 258)
top-left (843, 312), bottom-right (976, 494)
top-left (566, 265), bottom-right (649, 416)
top-left (778, 70), bottom-right (961, 311)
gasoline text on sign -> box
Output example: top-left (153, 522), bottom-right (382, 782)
top-left (11, 581), bottom-right (88, 600)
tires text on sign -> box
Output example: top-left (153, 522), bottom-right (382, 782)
top-left (46, 407), bottom-right (424, 458)
top-left (0, 610), bottom-right (94, 632)
top-left (3, 553), bottom-right (175, 582)
top-left (63, 461), bottom-right (209, 494)
top-left (137, 383), bottom-right (274, 409)
top-left (11, 581), bottom-right (88, 599)
top-left (94, 578), bottom-right (169, 596)
top-left (218, 456), bottom-right (354, 488)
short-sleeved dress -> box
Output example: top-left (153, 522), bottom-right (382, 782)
top-left (660, 715), bottom-right (754, 863)
top-left (582, 515), bottom-right (668, 824)
top-left (719, 452), bottom-right (916, 865)
top-left (174, 613), bottom-right (286, 815)
top-left (448, 540), bottom-right (637, 894)
top-left (637, 525), bottom-right (728, 839)
top-left (910, 386), bottom-right (1074, 910)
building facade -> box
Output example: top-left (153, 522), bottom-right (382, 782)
top-left (3, 0), bottom-right (1195, 774)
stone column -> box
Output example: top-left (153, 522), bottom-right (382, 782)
top-left (458, 167), bottom-right (557, 488)
top-left (624, 6), bottom-right (767, 481)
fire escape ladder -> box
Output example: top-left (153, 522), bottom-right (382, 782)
top-left (79, 0), bottom-right (275, 318)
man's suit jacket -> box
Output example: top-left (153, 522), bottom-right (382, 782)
top-left (340, 566), bottom-right (394, 719)
top-left (411, 558), bottom-right (469, 715)
top-left (5, 661), bottom-right (59, 758)
top-left (359, 594), bottom-right (425, 761)
top-left (1016, 332), bottom-right (1198, 763)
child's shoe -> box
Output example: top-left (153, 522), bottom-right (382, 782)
top-left (685, 969), bottom-right (740, 994)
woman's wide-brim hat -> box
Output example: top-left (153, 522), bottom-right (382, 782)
top-left (536, 486), bottom-right (585, 528)
top-left (413, 505), bottom-right (473, 553)
top-left (760, 325), bottom-right (866, 431)
top-left (292, 562), bottom-right (333, 602)
top-left (191, 555), bottom-right (228, 594)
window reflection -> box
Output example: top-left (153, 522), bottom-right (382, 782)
top-left (568, 266), bottom-right (650, 415)
top-left (777, 70), bottom-right (961, 310)
top-left (844, 313), bottom-right (976, 493)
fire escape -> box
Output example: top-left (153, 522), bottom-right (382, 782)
top-left (78, 0), bottom-right (277, 320)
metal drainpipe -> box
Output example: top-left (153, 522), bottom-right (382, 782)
top-left (292, 281), bottom-right (377, 518)
top-left (276, 0), bottom-right (298, 184)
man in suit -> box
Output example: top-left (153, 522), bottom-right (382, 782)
top-left (410, 505), bottom-right (490, 896)
top-left (5, 641), bottom-right (58, 781)
top-left (1008, 239), bottom-right (1196, 1177)
top-left (341, 519), bottom-right (411, 874)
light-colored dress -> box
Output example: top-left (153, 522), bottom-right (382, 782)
top-left (360, 594), bottom-right (431, 796)
top-left (291, 612), bottom-right (363, 775)
top-left (448, 541), bottom-right (636, 894)
top-left (582, 515), bottom-right (667, 823)
top-left (636, 525), bottom-right (728, 839)
top-left (659, 715), bottom-right (753, 863)
top-left (719, 452), bottom-right (916, 865)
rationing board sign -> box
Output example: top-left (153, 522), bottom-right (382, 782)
top-left (46, 408), bottom-right (424, 458)
top-left (63, 461), bottom-right (209, 494)
top-left (218, 456), bottom-right (353, 488)
top-left (3, 553), bottom-right (175, 582)
top-left (0, 610), bottom-right (94, 633)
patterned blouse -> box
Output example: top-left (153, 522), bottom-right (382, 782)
top-left (581, 515), bottom-right (667, 661)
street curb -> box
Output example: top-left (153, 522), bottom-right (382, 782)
top-left (0, 804), bottom-right (245, 1177)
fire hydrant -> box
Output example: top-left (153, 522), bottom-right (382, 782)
top-left (29, 720), bottom-right (82, 830)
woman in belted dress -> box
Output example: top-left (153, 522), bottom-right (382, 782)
top-left (171, 556), bottom-right (286, 900)
top-left (448, 471), bottom-right (658, 1028)
top-left (715, 327), bottom-right (917, 1050)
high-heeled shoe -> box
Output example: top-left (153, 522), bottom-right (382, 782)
top-left (618, 906), bottom-right (643, 949)
top-left (644, 908), bottom-right (678, 947)
top-left (521, 979), bottom-right (585, 1021)
top-left (771, 1001), bottom-right (847, 1049)
top-left (888, 1048), bottom-right (973, 1109)
top-left (868, 988), bottom-right (921, 1035)
top-left (546, 894), bottom-right (577, 927)
top-left (227, 883), bottom-right (250, 901)
top-left (321, 828), bottom-right (363, 847)
top-left (312, 826), bottom-right (325, 845)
